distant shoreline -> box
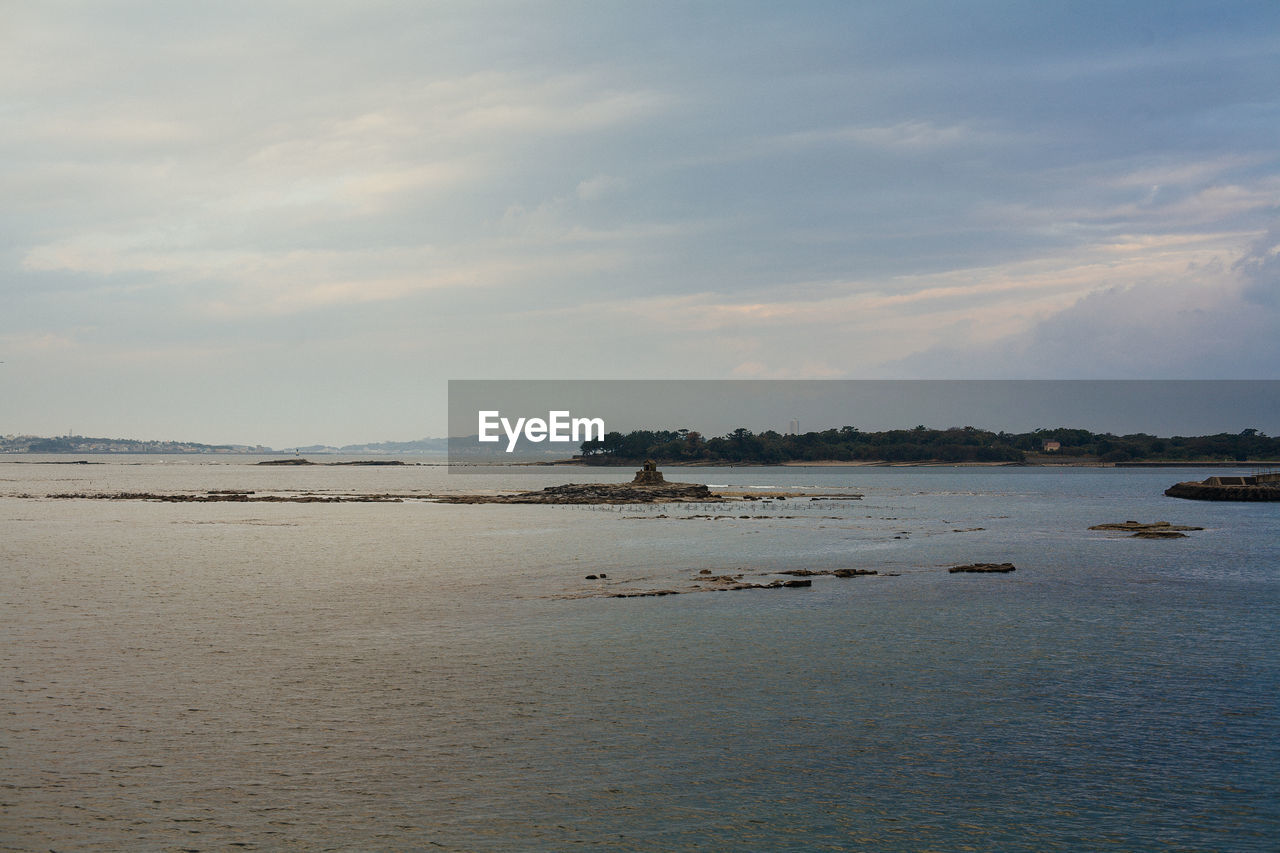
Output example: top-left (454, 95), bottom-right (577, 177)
top-left (546, 458), bottom-right (1280, 469)
top-left (5, 454), bottom-right (1278, 469)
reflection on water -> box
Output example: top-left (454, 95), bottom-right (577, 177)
top-left (2, 459), bottom-right (1278, 850)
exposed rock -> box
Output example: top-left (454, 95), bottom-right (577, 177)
top-left (607, 576), bottom-right (813, 598)
top-left (1088, 521), bottom-right (1202, 533)
top-left (439, 480), bottom-right (716, 504)
top-left (609, 589), bottom-right (683, 598)
top-left (949, 562), bottom-right (1016, 573)
top-left (258, 458), bottom-right (405, 466)
top-left (333, 460), bottom-right (407, 466)
top-left (710, 578), bottom-right (813, 590)
top-left (1132, 530), bottom-right (1187, 539)
top-left (776, 568), bottom-right (878, 578)
top-left (702, 574), bottom-right (745, 583)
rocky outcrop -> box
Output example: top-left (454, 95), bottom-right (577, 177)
top-left (439, 481), bottom-right (715, 504)
top-left (1088, 520), bottom-right (1202, 531)
top-left (1088, 520), bottom-right (1203, 538)
top-left (609, 577), bottom-right (811, 598)
top-left (948, 562), bottom-right (1016, 573)
top-left (258, 458), bottom-right (407, 466)
top-left (776, 568), bottom-right (878, 577)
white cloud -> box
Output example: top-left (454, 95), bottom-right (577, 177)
top-left (884, 231), bottom-right (1280, 378)
top-left (576, 173), bottom-right (628, 201)
top-left (777, 120), bottom-right (1010, 151)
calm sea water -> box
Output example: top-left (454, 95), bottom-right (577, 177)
top-left (2, 458), bottom-right (1277, 851)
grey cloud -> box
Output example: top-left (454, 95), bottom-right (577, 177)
top-left (3, 1), bottom-right (1279, 444)
top-left (885, 244), bottom-right (1280, 379)
top-left (1233, 225), bottom-right (1280, 307)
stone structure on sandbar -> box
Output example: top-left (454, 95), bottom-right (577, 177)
top-left (632, 459), bottom-right (665, 485)
top-left (438, 461), bottom-right (715, 504)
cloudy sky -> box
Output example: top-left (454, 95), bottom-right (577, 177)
top-left (2, 1), bottom-right (1277, 446)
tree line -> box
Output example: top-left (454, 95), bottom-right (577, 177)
top-left (577, 426), bottom-right (1279, 464)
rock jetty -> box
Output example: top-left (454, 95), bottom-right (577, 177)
top-left (1165, 472), bottom-right (1280, 501)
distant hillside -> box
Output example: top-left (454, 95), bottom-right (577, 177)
top-left (0, 434), bottom-right (453, 455)
top-left (293, 438), bottom-right (450, 454)
top-left (0, 434), bottom-right (268, 454)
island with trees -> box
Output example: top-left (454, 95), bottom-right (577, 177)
top-left (575, 426), bottom-right (1280, 466)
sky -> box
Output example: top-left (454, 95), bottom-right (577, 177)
top-left (2, 1), bottom-right (1278, 447)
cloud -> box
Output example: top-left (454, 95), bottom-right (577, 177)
top-left (772, 120), bottom-right (1013, 152)
top-left (2, 2), bottom-right (1278, 443)
top-left (0, 331), bottom-right (79, 355)
top-left (1233, 225), bottom-right (1280, 307)
top-left (576, 174), bottom-right (628, 201)
top-left (884, 231), bottom-right (1280, 378)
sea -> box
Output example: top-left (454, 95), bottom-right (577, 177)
top-left (2, 457), bottom-right (1277, 852)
